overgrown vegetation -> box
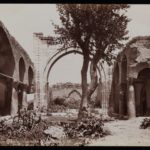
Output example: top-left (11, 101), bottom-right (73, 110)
top-left (48, 96), bottom-right (80, 112)
top-left (140, 118), bottom-right (150, 129)
top-left (48, 104), bottom-right (67, 113)
top-left (0, 109), bottom-right (59, 146)
top-left (64, 98), bottom-right (80, 109)
top-left (62, 116), bottom-right (110, 139)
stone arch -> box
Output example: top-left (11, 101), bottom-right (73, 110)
top-left (0, 25), bottom-right (15, 115)
top-left (68, 89), bottom-right (82, 99)
top-left (134, 68), bottom-right (150, 116)
top-left (43, 50), bottom-right (101, 83)
top-left (19, 57), bottom-right (26, 82)
top-left (28, 66), bottom-right (34, 93)
top-left (42, 50), bottom-right (101, 109)
top-left (0, 26), bottom-right (15, 76)
top-left (44, 50), bottom-right (83, 82)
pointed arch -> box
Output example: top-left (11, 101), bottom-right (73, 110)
top-left (19, 57), bottom-right (26, 82)
top-left (68, 89), bottom-right (82, 98)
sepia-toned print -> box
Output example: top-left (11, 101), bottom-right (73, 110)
top-left (0, 4), bottom-right (149, 146)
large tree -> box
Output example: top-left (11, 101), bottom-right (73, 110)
top-left (53, 4), bottom-right (130, 119)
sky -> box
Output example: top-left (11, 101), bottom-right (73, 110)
top-left (0, 4), bottom-right (150, 84)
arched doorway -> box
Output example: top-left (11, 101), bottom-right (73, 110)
top-left (44, 50), bottom-right (101, 101)
top-left (134, 68), bottom-right (150, 116)
top-left (68, 89), bottom-right (82, 99)
top-left (0, 26), bottom-right (15, 116)
top-left (18, 57), bottom-right (26, 111)
top-left (28, 66), bottom-right (34, 93)
top-left (19, 57), bottom-right (25, 82)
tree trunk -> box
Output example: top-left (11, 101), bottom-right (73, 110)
top-left (87, 61), bottom-right (98, 103)
top-left (78, 57), bottom-right (89, 120)
top-left (95, 80), bottom-right (102, 107)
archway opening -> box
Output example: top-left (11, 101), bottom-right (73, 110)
top-left (28, 66), bottom-right (34, 94)
top-left (19, 57), bottom-right (25, 82)
top-left (18, 57), bottom-right (26, 111)
top-left (68, 89), bottom-right (82, 99)
top-left (0, 26), bottom-right (15, 116)
top-left (44, 50), bottom-right (102, 115)
top-left (134, 68), bottom-right (150, 116)
top-left (48, 54), bottom-right (84, 111)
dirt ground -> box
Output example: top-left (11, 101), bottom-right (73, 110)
top-left (88, 117), bottom-right (150, 146)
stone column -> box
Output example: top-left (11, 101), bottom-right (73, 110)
top-left (34, 81), bottom-right (40, 111)
top-left (128, 82), bottom-right (136, 118)
top-left (22, 85), bottom-right (28, 109)
top-left (37, 81), bottom-right (48, 113)
top-left (11, 86), bottom-right (18, 116)
top-left (118, 62), bottom-right (124, 118)
top-left (134, 81), bottom-right (143, 116)
top-left (119, 85), bottom-right (124, 118)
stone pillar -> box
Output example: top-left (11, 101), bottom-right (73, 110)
top-left (34, 80), bottom-right (40, 111)
top-left (119, 85), bottom-right (124, 118)
top-left (11, 87), bottom-right (18, 116)
top-left (128, 84), bottom-right (136, 118)
top-left (134, 81), bottom-right (143, 116)
top-left (22, 86), bottom-right (28, 109)
top-left (42, 82), bottom-right (49, 112)
top-left (118, 62), bottom-right (124, 118)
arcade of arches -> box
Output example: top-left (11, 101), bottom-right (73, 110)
top-left (0, 21), bottom-right (34, 116)
top-left (109, 36), bottom-right (150, 118)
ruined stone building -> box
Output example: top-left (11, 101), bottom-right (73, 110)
top-left (109, 36), bottom-right (150, 118)
top-left (0, 21), bottom-right (34, 116)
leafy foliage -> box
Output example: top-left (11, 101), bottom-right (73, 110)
top-left (48, 96), bottom-right (80, 112)
top-left (62, 116), bottom-right (110, 139)
top-left (48, 104), bottom-right (67, 113)
top-left (54, 4), bottom-right (130, 65)
top-left (64, 98), bottom-right (80, 109)
top-left (53, 97), bottom-right (66, 105)
top-left (140, 118), bottom-right (150, 129)
top-left (0, 109), bottom-right (59, 146)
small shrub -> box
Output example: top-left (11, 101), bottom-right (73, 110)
top-left (48, 104), bottom-right (67, 113)
top-left (140, 118), bottom-right (150, 129)
top-left (64, 98), bottom-right (80, 109)
top-left (62, 116), bottom-right (110, 139)
top-left (53, 97), bottom-right (66, 105)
